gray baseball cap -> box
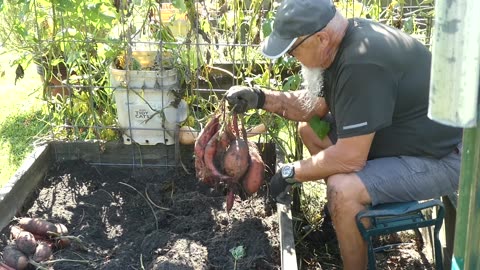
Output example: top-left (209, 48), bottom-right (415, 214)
top-left (261, 0), bottom-right (336, 59)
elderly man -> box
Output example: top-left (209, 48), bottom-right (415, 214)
top-left (225, 0), bottom-right (462, 268)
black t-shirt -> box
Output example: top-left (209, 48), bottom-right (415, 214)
top-left (324, 18), bottom-right (462, 159)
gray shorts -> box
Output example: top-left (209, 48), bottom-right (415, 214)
top-left (321, 114), bottom-right (461, 206)
top-left (356, 145), bottom-right (462, 206)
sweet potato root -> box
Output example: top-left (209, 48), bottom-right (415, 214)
top-left (242, 143), bottom-right (265, 195)
top-left (14, 230), bottom-right (37, 255)
top-left (32, 241), bottom-right (53, 262)
top-left (54, 237), bottom-right (71, 249)
top-left (223, 139), bottom-right (250, 182)
top-left (9, 226), bottom-right (23, 240)
top-left (214, 124), bottom-right (235, 170)
top-left (54, 223), bottom-right (69, 235)
top-left (2, 245), bottom-right (28, 270)
top-left (204, 131), bottom-right (232, 184)
top-left (18, 218), bottom-right (57, 237)
top-left (226, 190), bottom-right (235, 213)
top-left (0, 262), bottom-right (16, 270)
top-left (194, 115), bottom-right (220, 183)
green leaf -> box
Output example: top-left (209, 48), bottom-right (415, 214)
top-left (262, 18), bottom-right (273, 38)
top-left (229, 245), bottom-right (246, 260)
top-left (309, 116), bottom-right (330, 139)
top-left (171, 0), bottom-right (186, 13)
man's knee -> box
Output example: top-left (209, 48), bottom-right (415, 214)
top-left (297, 121), bottom-right (333, 153)
top-left (327, 174), bottom-right (350, 213)
top-left (297, 121), bottom-right (310, 141)
top-left (326, 173), bottom-right (371, 216)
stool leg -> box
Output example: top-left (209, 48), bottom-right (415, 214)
top-left (367, 237), bottom-right (376, 270)
top-left (434, 225), bottom-right (443, 270)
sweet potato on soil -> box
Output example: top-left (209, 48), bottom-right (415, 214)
top-left (32, 241), bottom-right (53, 262)
top-left (54, 237), bottom-right (71, 249)
top-left (14, 231), bottom-right (37, 255)
top-left (242, 143), bottom-right (265, 195)
top-left (0, 262), bottom-right (15, 270)
top-left (9, 226), bottom-right (23, 240)
top-left (54, 223), bottom-right (69, 235)
top-left (2, 245), bottom-right (28, 270)
top-left (223, 139), bottom-right (250, 182)
top-left (18, 218), bottom-right (57, 237)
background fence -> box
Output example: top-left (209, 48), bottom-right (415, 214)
top-left (0, 0), bottom-right (435, 168)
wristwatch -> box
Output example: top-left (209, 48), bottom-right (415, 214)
top-left (281, 164), bottom-right (296, 184)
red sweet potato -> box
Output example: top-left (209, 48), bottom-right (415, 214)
top-left (214, 125), bottom-right (235, 170)
top-left (0, 262), bottom-right (16, 270)
top-left (54, 237), bottom-right (71, 249)
top-left (18, 218), bottom-right (57, 237)
top-left (14, 230), bottom-right (37, 255)
top-left (32, 241), bottom-right (53, 262)
top-left (9, 226), bottom-right (23, 240)
top-left (204, 131), bottom-right (232, 184)
top-left (194, 115), bottom-right (220, 183)
top-left (223, 139), bottom-right (250, 182)
top-left (2, 245), bottom-right (28, 270)
top-left (242, 143), bottom-right (265, 195)
top-left (54, 223), bottom-right (69, 235)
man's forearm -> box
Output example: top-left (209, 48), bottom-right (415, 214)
top-left (292, 134), bottom-right (373, 182)
top-left (292, 147), bottom-right (359, 182)
top-left (261, 89), bottom-right (329, 121)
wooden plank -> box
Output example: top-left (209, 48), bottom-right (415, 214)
top-left (277, 194), bottom-right (299, 270)
top-left (428, 0), bottom-right (479, 127)
top-left (0, 144), bottom-right (53, 230)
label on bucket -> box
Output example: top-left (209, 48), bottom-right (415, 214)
top-left (134, 108), bottom-right (151, 121)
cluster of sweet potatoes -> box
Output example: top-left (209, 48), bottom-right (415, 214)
top-left (195, 108), bottom-right (265, 212)
top-left (1, 218), bottom-right (71, 270)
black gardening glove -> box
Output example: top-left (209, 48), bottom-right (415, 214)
top-left (225, 85), bottom-right (265, 113)
top-left (270, 164), bottom-right (297, 203)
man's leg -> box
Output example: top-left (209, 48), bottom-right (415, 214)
top-left (328, 150), bottom-right (462, 269)
top-left (298, 121), bottom-right (333, 154)
top-left (326, 173), bottom-right (371, 270)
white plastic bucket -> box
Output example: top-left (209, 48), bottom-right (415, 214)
top-left (109, 66), bottom-right (178, 89)
top-left (109, 51), bottom-right (177, 89)
top-left (114, 88), bottom-right (188, 145)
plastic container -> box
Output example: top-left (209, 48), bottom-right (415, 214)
top-left (109, 51), bottom-right (177, 89)
top-left (114, 88), bottom-right (188, 145)
top-left (109, 66), bottom-right (178, 89)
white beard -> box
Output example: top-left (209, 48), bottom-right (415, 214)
top-left (300, 64), bottom-right (325, 113)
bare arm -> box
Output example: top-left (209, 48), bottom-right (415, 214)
top-left (293, 133), bottom-right (375, 181)
top-left (262, 89), bottom-right (329, 121)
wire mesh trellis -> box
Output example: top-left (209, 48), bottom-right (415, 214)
top-left (0, 0), bottom-right (435, 168)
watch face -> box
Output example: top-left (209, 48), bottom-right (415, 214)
top-left (281, 165), bottom-right (294, 179)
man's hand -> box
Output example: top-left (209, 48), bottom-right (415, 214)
top-left (269, 166), bottom-right (297, 202)
top-left (225, 85), bottom-right (265, 113)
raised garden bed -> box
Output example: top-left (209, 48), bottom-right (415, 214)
top-left (0, 142), bottom-right (441, 269)
top-left (0, 142), bottom-right (283, 269)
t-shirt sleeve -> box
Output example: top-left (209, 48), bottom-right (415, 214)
top-left (333, 63), bottom-right (397, 138)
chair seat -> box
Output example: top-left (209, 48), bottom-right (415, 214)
top-left (356, 199), bottom-right (445, 270)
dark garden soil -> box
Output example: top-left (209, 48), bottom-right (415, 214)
top-left (1, 159), bottom-right (437, 270)
top-left (0, 160), bottom-right (280, 270)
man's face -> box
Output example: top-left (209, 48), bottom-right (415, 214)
top-left (288, 30), bottom-right (331, 69)
top-left (300, 63), bottom-right (325, 112)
